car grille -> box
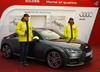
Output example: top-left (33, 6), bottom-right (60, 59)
top-left (69, 59), bottom-right (79, 64)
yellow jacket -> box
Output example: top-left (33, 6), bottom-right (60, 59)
top-left (15, 20), bottom-right (33, 42)
top-left (64, 23), bottom-right (78, 41)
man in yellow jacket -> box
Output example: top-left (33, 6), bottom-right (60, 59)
top-left (16, 14), bottom-right (33, 67)
top-left (64, 18), bottom-right (78, 42)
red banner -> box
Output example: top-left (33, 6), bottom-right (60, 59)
top-left (0, 0), bottom-right (99, 18)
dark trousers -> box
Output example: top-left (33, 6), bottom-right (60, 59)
top-left (20, 42), bottom-right (29, 63)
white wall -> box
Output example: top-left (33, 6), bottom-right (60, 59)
top-left (31, 16), bottom-right (46, 28)
top-left (0, 5), bottom-right (99, 49)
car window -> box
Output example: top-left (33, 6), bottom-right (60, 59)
top-left (39, 30), bottom-right (60, 40)
top-left (33, 31), bottom-right (43, 40)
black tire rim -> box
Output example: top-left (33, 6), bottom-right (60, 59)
top-left (47, 51), bottom-right (62, 69)
top-left (2, 45), bottom-right (11, 58)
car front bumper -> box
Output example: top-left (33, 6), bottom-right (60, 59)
top-left (65, 50), bottom-right (92, 66)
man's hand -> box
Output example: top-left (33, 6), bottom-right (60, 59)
top-left (24, 34), bottom-right (27, 36)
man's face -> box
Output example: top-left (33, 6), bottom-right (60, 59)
top-left (70, 19), bottom-right (73, 23)
top-left (24, 16), bottom-right (29, 21)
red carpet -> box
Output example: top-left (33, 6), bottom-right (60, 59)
top-left (0, 45), bottom-right (100, 72)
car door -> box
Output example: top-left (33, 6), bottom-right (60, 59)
top-left (9, 33), bottom-right (20, 54)
top-left (28, 31), bottom-right (48, 59)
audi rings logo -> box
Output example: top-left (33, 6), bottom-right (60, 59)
top-left (79, 12), bottom-right (93, 17)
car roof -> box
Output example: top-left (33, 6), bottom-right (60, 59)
top-left (33, 28), bottom-right (49, 30)
top-left (32, 28), bottom-right (61, 35)
top-left (32, 28), bottom-right (54, 32)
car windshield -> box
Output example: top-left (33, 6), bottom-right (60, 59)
top-left (39, 30), bottom-right (60, 40)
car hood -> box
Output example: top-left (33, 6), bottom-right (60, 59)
top-left (45, 39), bottom-right (82, 50)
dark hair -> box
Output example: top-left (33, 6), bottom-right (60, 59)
top-left (21, 17), bottom-right (24, 21)
top-left (68, 18), bottom-right (74, 24)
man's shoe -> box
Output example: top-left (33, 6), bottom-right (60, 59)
top-left (24, 61), bottom-right (29, 66)
top-left (20, 62), bottom-right (24, 67)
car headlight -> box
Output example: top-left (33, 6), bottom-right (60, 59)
top-left (66, 49), bottom-right (82, 53)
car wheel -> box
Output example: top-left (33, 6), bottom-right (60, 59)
top-left (47, 51), bottom-right (63, 69)
top-left (2, 44), bottom-right (12, 58)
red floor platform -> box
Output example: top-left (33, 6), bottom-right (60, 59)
top-left (0, 45), bottom-right (100, 72)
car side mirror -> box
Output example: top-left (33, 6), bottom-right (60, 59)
top-left (33, 36), bottom-right (39, 42)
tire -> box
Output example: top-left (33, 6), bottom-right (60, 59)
top-left (1, 44), bottom-right (13, 58)
top-left (46, 50), bottom-right (63, 69)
